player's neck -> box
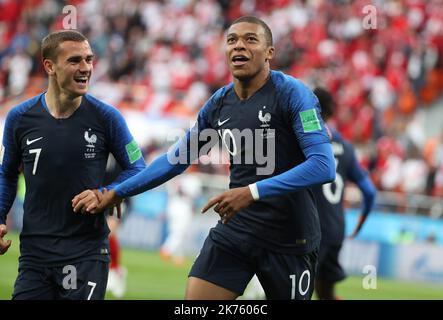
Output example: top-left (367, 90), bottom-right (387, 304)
top-left (45, 84), bottom-right (82, 119)
top-left (233, 67), bottom-right (270, 101)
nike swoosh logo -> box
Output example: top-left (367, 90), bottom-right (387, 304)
top-left (26, 137), bottom-right (43, 145)
top-left (217, 118), bottom-right (230, 126)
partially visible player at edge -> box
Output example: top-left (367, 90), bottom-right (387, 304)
top-left (312, 87), bottom-right (376, 300)
top-left (86, 16), bottom-right (336, 300)
top-left (0, 30), bottom-right (145, 300)
top-left (102, 155), bottom-right (130, 298)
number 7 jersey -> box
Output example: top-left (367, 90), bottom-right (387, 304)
top-left (0, 93), bottom-right (145, 267)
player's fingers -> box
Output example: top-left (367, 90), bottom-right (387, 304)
top-left (90, 203), bottom-right (104, 214)
top-left (0, 226), bottom-right (7, 237)
top-left (76, 190), bottom-right (90, 200)
top-left (80, 198), bottom-right (93, 213)
top-left (86, 199), bottom-right (99, 212)
top-left (72, 190), bottom-right (92, 207)
top-left (116, 204), bottom-right (122, 219)
top-left (82, 195), bottom-right (97, 213)
top-left (73, 200), bottom-right (85, 213)
top-left (218, 202), bottom-right (230, 215)
top-left (0, 239), bottom-right (11, 255)
top-left (222, 208), bottom-right (236, 224)
top-left (90, 190), bottom-right (113, 214)
top-left (217, 204), bottom-right (229, 221)
top-left (71, 195), bottom-right (81, 207)
top-left (93, 189), bottom-right (104, 202)
top-left (74, 195), bottom-right (93, 213)
top-left (201, 196), bottom-right (222, 213)
top-left (349, 231), bottom-right (357, 239)
top-left (91, 197), bottom-right (111, 214)
top-left (214, 200), bottom-right (229, 215)
top-left (86, 204), bottom-right (98, 213)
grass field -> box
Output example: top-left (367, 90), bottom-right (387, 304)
top-left (1, 232), bottom-right (442, 300)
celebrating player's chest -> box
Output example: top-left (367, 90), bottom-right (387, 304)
top-left (16, 99), bottom-right (107, 180)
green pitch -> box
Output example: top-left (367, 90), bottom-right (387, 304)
top-left (1, 232), bottom-right (442, 300)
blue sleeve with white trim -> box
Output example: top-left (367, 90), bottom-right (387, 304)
top-left (256, 142), bottom-right (335, 198)
top-left (0, 108), bottom-right (22, 224)
top-left (254, 75), bottom-right (335, 199)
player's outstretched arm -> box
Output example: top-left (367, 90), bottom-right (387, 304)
top-left (98, 92), bottom-right (216, 203)
top-left (0, 224), bottom-right (12, 255)
top-left (254, 142), bottom-right (335, 199)
top-left (349, 175), bottom-right (376, 238)
top-left (89, 146), bottom-right (190, 214)
top-left (200, 142), bottom-right (336, 224)
top-left (81, 96), bottom-right (215, 215)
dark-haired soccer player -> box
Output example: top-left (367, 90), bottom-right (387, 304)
top-left (312, 87), bottom-right (376, 300)
top-left (0, 30), bottom-right (145, 300)
top-left (88, 16), bottom-right (335, 300)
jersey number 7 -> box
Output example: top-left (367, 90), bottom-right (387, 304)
top-left (29, 148), bottom-right (42, 175)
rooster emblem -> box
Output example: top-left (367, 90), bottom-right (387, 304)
top-left (84, 129), bottom-right (97, 148)
top-left (258, 108), bottom-right (271, 127)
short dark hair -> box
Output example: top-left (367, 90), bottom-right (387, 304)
top-left (41, 30), bottom-right (88, 61)
top-left (314, 87), bottom-right (335, 121)
top-left (230, 16), bottom-right (273, 47)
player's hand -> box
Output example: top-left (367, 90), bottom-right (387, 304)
top-left (72, 189), bottom-right (103, 213)
top-left (0, 224), bottom-right (12, 255)
top-left (349, 214), bottom-right (367, 239)
top-left (201, 186), bottom-right (254, 224)
top-left (91, 189), bottom-right (123, 218)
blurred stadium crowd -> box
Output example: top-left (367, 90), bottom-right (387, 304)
top-left (1, 0), bottom-right (443, 200)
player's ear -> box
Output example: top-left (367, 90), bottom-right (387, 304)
top-left (265, 46), bottom-right (275, 62)
top-left (43, 58), bottom-right (55, 76)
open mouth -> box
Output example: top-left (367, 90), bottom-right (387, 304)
top-left (232, 55), bottom-right (249, 66)
top-left (74, 76), bottom-right (88, 84)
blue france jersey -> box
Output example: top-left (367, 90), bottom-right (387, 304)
top-left (0, 93), bottom-right (145, 266)
top-left (312, 128), bottom-right (366, 245)
top-left (196, 71), bottom-right (330, 254)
